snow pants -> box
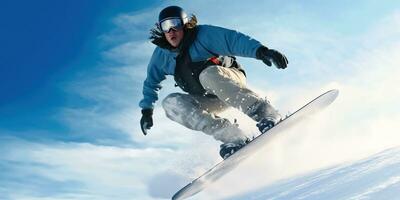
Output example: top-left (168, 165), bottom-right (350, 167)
top-left (162, 65), bottom-right (264, 143)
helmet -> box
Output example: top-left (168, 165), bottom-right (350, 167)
top-left (158, 6), bottom-right (188, 24)
top-left (158, 6), bottom-right (188, 32)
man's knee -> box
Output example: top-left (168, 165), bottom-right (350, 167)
top-left (162, 93), bottom-right (198, 118)
top-left (162, 93), bottom-right (180, 109)
top-left (162, 93), bottom-right (185, 115)
top-left (199, 66), bottom-right (224, 90)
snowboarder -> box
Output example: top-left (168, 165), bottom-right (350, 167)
top-left (139, 6), bottom-right (288, 159)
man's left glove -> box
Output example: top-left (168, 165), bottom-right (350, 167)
top-left (256, 46), bottom-right (288, 69)
top-left (140, 109), bottom-right (153, 135)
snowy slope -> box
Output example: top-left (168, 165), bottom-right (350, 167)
top-left (229, 147), bottom-right (400, 200)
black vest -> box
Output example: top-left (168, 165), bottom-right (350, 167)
top-left (174, 27), bottom-right (245, 95)
top-left (174, 49), bottom-right (217, 95)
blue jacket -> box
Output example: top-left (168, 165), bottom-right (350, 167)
top-left (139, 24), bottom-right (263, 109)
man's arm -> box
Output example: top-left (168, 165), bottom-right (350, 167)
top-left (197, 25), bottom-right (262, 58)
top-left (197, 25), bottom-right (288, 69)
top-left (139, 48), bottom-right (167, 109)
top-left (139, 48), bottom-right (168, 135)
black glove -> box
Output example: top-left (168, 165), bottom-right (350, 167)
top-left (256, 46), bottom-right (288, 69)
top-left (140, 109), bottom-right (153, 135)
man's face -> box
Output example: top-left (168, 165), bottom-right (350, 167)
top-left (164, 29), bottom-right (184, 48)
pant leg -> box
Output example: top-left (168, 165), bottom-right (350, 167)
top-left (199, 65), bottom-right (281, 123)
top-left (162, 93), bottom-right (248, 143)
top-left (194, 94), bottom-right (229, 114)
top-left (199, 65), bottom-right (261, 116)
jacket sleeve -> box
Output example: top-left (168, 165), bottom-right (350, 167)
top-left (197, 25), bottom-right (263, 58)
top-left (139, 48), bottom-right (167, 109)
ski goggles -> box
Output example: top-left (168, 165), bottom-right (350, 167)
top-left (160, 18), bottom-right (184, 33)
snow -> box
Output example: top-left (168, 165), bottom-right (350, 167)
top-left (229, 147), bottom-right (400, 200)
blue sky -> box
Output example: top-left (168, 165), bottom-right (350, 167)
top-left (0, 0), bottom-right (157, 140)
top-left (1, 1), bottom-right (400, 199)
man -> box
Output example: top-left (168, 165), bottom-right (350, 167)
top-left (139, 6), bottom-right (288, 159)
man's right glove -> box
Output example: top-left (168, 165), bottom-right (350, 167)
top-left (256, 46), bottom-right (288, 69)
top-left (140, 109), bottom-right (153, 135)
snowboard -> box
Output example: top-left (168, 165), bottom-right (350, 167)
top-left (172, 89), bottom-right (339, 200)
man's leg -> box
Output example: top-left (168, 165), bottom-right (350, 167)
top-left (199, 65), bottom-right (281, 131)
top-left (162, 93), bottom-right (248, 143)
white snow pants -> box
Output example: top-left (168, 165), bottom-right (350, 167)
top-left (162, 65), bottom-right (263, 143)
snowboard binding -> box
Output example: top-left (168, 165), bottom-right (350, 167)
top-left (219, 138), bottom-right (250, 159)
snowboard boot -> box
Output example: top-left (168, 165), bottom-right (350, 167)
top-left (257, 118), bottom-right (278, 133)
top-left (247, 98), bottom-right (282, 134)
top-left (219, 138), bottom-right (250, 159)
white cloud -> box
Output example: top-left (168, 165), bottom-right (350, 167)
top-left (102, 41), bottom-right (154, 65)
top-left (1, 138), bottom-right (189, 200)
